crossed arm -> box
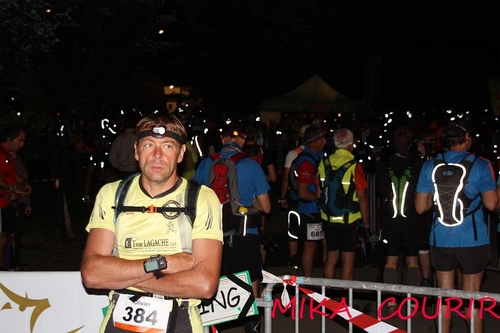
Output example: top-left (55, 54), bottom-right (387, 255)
top-left (81, 228), bottom-right (222, 299)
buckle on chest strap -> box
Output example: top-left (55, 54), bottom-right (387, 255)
top-left (144, 205), bottom-right (158, 213)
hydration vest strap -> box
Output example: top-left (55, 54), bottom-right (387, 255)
top-left (388, 166), bottom-right (412, 218)
top-left (116, 205), bottom-right (194, 215)
top-left (112, 176), bottom-right (200, 227)
top-left (210, 152), bottom-right (246, 164)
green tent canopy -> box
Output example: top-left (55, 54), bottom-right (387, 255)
top-left (260, 74), bottom-right (363, 125)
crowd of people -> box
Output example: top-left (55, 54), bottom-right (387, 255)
top-left (2, 108), bottom-right (500, 333)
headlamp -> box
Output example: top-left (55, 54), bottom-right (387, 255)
top-left (231, 130), bottom-right (246, 140)
top-left (137, 125), bottom-right (185, 145)
top-left (152, 126), bottom-right (166, 137)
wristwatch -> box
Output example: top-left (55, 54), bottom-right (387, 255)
top-left (143, 255), bottom-right (167, 279)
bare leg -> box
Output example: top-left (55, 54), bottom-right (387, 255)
top-left (288, 241), bottom-right (299, 259)
top-left (418, 250), bottom-right (432, 282)
top-left (251, 279), bottom-right (260, 299)
top-left (436, 270), bottom-right (455, 333)
top-left (463, 271), bottom-right (485, 333)
top-left (340, 251), bottom-right (356, 280)
top-left (301, 241), bottom-right (317, 277)
top-left (324, 249), bottom-right (340, 279)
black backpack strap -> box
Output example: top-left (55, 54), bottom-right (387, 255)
top-left (339, 160), bottom-right (357, 223)
top-left (184, 180), bottom-right (200, 227)
top-left (462, 155), bottom-right (481, 240)
top-left (113, 173), bottom-right (141, 225)
top-left (324, 155), bottom-right (331, 169)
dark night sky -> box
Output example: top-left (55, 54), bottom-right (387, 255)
top-left (334, 2), bottom-right (500, 111)
top-left (243, 1), bottom-right (500, 113)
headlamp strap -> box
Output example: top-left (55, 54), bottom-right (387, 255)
top-left (137, 126), bottom-right (185, 145)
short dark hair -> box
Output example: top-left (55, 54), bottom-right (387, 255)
top-left (0, 126), bottom-right (24, 143)
top-left (222, 123), bottom-right (246, 139)
top-left (135, 113), bottom-right (187, 145)
top-left (443, 121), bottom-right (470, 148)
top-left (244, 123), bottom-right (259, 142)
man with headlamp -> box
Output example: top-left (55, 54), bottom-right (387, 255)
top-left (81, 113), bottom-right (223, 333)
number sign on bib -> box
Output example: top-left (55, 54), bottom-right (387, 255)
top-left (113, 294), bottom-right (172, 333)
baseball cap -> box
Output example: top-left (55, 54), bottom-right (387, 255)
top-left (444, 120), bottom-right (471, 138)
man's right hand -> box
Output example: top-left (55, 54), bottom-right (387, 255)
top-left (357, 223), bottom-right (370, 244)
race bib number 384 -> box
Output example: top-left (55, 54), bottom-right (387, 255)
top-left (113, 294), bottom-right (172, 333)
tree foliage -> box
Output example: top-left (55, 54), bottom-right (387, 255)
top-left (0, 0), bottom-right (60, 107)
top-left (162, 0), bottom-right (367, 109)
top-left (29, 0), bottom-right (172, 114)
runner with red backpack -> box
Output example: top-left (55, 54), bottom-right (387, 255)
top-left (243, 123), bottom-right (277, 268)
top-left (194, 123), bottom-right (271, 333)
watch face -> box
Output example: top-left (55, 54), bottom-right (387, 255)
top-left (144, 259), bottom-right (159, 272)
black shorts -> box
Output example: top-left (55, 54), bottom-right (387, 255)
top-left (430, 244), bottom-right (491, 274)
top-left (380, 216), bottom-right (427, 256)
top-left (298, 212), bottom-right (324, 242)
top-left (323, 220), bottom-right (359, 252)
top-left (221, 233), bottom-right (261, 282)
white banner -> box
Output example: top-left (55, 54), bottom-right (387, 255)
top-left (0, 271), bottom-right (258, 332)
top-left (0, 271), bottom-right (108, 333)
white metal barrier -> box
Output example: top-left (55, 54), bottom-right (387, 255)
top-left (252, 276), bottom-right (500, 333)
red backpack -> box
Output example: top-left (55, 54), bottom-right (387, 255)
top-left (208, 152), bottom-right (264, 234)
top-left (207, 153), bottom-right (246, 231)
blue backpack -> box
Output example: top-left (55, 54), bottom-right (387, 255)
top-left (319, 157), bottom-right (359, 223)
top-left (289, 151), bottom-right (317, 199)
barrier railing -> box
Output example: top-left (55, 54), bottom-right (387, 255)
top-left (248, 276), bottom-right (500, 333)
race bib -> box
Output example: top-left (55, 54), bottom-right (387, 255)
top-left (113, 294), bottom-right (172, 333)
top-left (307, 222), bottom-right (323, 241)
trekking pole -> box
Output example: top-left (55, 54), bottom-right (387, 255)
top-left (361, 239), bottom-right (367, 264)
